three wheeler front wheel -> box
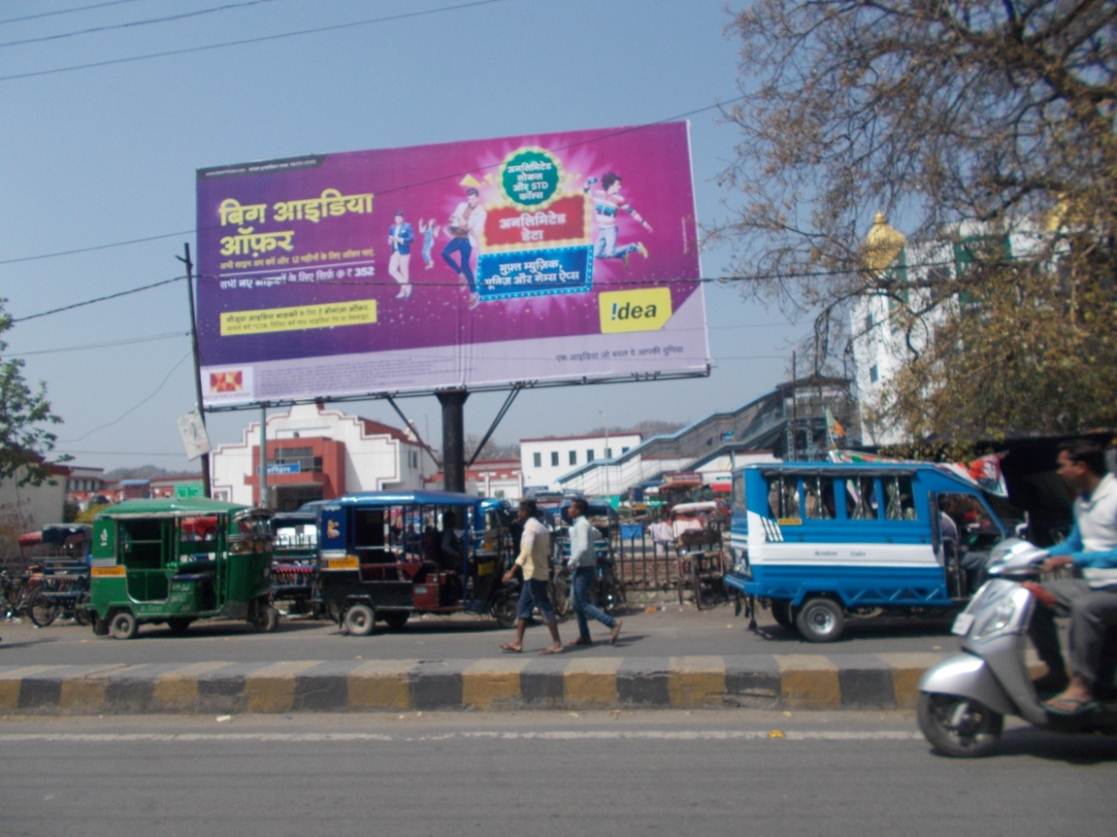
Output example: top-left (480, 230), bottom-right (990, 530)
top-left (344, 603), bottom-right (375, 636)
top-left (917, 692), bottom-right (1003, 758)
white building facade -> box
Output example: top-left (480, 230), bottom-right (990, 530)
top-left (849, 215), bottom-right (1049, 446)
top-left (520, 432), bottom-right (642, 492)
top-left (210, 403), bottom-right (430, 509)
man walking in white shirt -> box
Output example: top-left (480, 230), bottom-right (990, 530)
top-left (566, 498), bottom-right (622, 647)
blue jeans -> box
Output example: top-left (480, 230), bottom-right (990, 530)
top-left (594, 225), bottom-right (637, 259)
top-left (572, 565), bottom-right (615, 641)
top-left (516, 578), bottom-right (555, 622)
top-left (442, 237), bottom-right (474, 289)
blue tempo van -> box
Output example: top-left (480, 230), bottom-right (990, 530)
top-left (722, 461), bottom-right (1013, 641)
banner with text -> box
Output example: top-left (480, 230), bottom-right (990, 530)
top-left (195, 122), bottom-right (706, 407)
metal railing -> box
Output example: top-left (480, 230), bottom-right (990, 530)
top-left (611, 523), bottom-right (727, 592)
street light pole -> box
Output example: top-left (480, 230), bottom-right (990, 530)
top-left (600, 410), bottom-right (610, 499)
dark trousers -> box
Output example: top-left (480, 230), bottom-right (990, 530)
top-left (571, 565), bottom-right (615, 641)
top-left (1028, 578), bottom-right (1117, 688)
top-left (441, 237), bottom-right (474, 289)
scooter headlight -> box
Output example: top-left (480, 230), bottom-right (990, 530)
top-left (970, 586), bottom-right (1030, 639)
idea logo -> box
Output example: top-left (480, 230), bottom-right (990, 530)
top-left (598, 288), bottom-right (672, 334)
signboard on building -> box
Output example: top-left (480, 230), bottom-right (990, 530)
top-left (173, 482), bottom-right (204, 498)
top-left (195, 122), bottom-right (707, 407)
top-left (266, 462), bottom-right (301, 476)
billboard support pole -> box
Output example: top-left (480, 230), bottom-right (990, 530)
top-left (177, 243), bottom-right (211, 497)
top-left (385, 396), bottom-right (442, 470)
top-left (259, 405), bottom-right (268, 508)
top-left (438, 390), bottom-right (468, 493)
top-left (466, 386), bottom-right (521, 469)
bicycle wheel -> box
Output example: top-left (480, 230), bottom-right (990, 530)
top-left (29, 595), bottom-right (59, 628)
top-left (73, 595), bottom-right (93, 626)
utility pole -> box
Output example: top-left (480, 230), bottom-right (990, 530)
top-left (258, 405), bottom-right (268, 508)
top-left (178, 244), bottom-right (211, 496)
top-left (789, 351), bottom-right (798, 460)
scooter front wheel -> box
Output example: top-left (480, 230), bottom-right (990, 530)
top-left (917, 692), bottom-right (1003, 757)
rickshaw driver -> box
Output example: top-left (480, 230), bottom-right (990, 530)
top-left (499, 499), bottom-right (563, 654)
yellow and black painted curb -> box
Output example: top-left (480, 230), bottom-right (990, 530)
top-left (0, 653), bottom-right (946, 715)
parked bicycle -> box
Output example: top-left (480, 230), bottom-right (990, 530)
top-left (28, 573), bottom-right (91, 628)
top-left (2, 566), bottom-right (44, 621)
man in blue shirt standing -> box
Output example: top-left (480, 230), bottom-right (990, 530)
top-left (1028, 440), bottom-right (1117, 713)
top-left (388, 210), bottom-right (414, 299)
top-left (565, 498), bottom-right (622, 647)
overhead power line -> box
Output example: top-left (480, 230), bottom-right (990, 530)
top-left (59, 350), bottom-right (192, 443)
top-left (54, 449), bottom-right (188, 458)
top-left (7, 251), bottom-right (981, 326)
top-left (0, 94), bottom-right (742, 267)
top-left (0, 0), bottom-right (146, 26)
top-left (0, 229), bottom-right (193, 266)
top-left (11, 275), bottom-right (184, 323)
top-left (0, 0), bottom-right (278, 49)
top-left (0, 0), bottom-right (514, 82)
top-left (5, 331), bottom-right (189, 357)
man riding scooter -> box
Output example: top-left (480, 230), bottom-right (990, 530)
top-left (1027, 440), bottom-right (1117, 714)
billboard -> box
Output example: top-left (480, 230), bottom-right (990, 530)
top-left (195, 122), bottom-right (707, 408)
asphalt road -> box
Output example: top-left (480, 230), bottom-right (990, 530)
top-left (0, 602), bottom-right (965, 665)
top-left (2, 710), bottom-right (1114, 837)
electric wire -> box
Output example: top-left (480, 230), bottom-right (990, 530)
top-left (4, 319), bottom-right (787, 357)
top-left (0, 0), bottom-right (146, 26)
top-left (0, 0), bottom-right (279, 49)
top-left (54, 449), bottom-right (191, 458)
top-left (6, 251), bottom-right (983, 325)
top-left (58, 350), bottom-right (192, 443)
top-left (10, 275), bottom-right (184, 323)
top-left (4, 331), bottom-right (189, 357)
top-left (0, 0), bottom-right (515, 82)
top-left (0, 230), bottom-right (194, 267)
top-left (0, 92), bottom-right (743, 267)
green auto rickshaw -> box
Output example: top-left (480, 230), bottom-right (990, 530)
top-left (88, 498), bottom-right (278, 639)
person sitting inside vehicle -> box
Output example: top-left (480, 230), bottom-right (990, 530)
top-left (1027, 440), bottom-right (1117, 714)
top-left (440, 511), bottom-right (464, 572)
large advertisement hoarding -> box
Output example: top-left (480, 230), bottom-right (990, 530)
top-left (195, 122), bottom-right (707, 408)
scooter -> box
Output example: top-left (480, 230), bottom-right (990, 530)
top-left (917, 538), bottom-right (1117, 757)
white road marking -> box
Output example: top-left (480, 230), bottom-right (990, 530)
top-left (0, 729), bottom-right (922, 744)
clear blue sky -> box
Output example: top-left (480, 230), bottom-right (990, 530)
top-left (0, 0), bottom-right (804, 472)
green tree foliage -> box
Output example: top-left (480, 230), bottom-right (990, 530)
top-left (0, 297), bottom-right (65, 484)
top-left (718, 0), bottom-right (1116, 441)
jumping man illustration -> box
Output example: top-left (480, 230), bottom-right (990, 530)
top-left (584, 172), bottom-right (652, 262)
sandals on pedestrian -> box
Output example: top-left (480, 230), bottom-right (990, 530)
top-left (610, 620), bottom-right (623, 645)
top-left (498, 642), bottom-right (522, 653)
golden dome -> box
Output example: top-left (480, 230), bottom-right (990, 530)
top-left (863, 211), bottom-right (906, 272)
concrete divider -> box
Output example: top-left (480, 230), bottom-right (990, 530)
top-left (0, 653), bottom-right (944, 715)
